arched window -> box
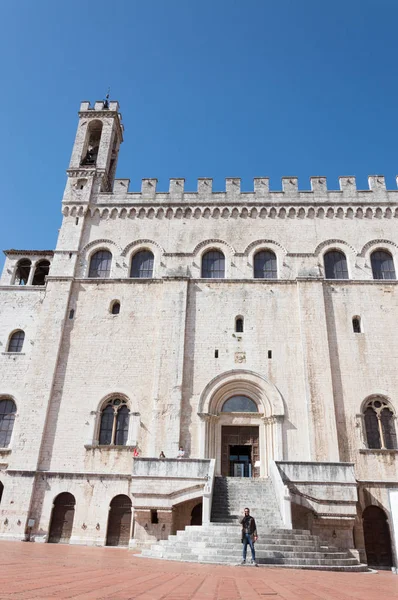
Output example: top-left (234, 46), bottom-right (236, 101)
top-left (88, 250), bottom-right (112, 278)
top-left (352, 317), bottom-right (361, 333)
top-left (324, 250), bottom-right (349, 279)
top-left (81, 120), bottom-right (103, 166)
top-left (111, 301), bottom-right (120, 315)
top-left (0, 399), bottom-right (16, 447)
top-left (99, 398), bottom-right (130, 446)
top-left (7, 330), bottom-right (25, 353)
top-left (371, 251), bottom-right (396, 280)
top-left (221, 395), bottom-right (258, 413)
top-left (363, 398), bottom-right (397, 450)
top-left (235, 317), bottom-right (244, 333)
top-left (32, 260), bottom-right (50, 286)
top-left (254, 251), bottom-right (277, 279)
top-left (130, 250), bottom-right (154, 278)
top-left (201, 250), bottom-right (225, 278)
top-left (14, 259), bottom-right (31, 285)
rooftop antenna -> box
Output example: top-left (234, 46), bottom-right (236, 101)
top-left (104, 87), bottom-right (110, 109)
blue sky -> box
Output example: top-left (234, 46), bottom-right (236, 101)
top-left (1, 0), bottom-right (398, 261)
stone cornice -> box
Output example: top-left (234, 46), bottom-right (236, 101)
top-left (61, 202), bottom-right (398, 221)
top-left (4, 249), bottom-right (54, 256)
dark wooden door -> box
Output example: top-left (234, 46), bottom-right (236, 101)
top-left (221, 426), bottom-right (260, 477)
top-left (106, 495), bottom-right (132, 547)
top-left (363, 505), bottom-right (393, 567)
top-left (48, 492), bottom-right (75, 544)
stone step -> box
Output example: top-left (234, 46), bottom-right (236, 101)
top-left (158, 541), bottom-right (327, 552)
top-left (154, 545), bottom-right (349, 560)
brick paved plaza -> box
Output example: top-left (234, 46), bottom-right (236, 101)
top-left (0, 542), bottom-right (397, 600)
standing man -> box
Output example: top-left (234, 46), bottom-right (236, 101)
top-left (240, 507), bottom-right (258, 565)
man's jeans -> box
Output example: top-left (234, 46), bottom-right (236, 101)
top-left (242, 532), bottom-right (255, 561)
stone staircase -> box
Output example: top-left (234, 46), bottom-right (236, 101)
top-left (141, 477), bottom-right (368, 571)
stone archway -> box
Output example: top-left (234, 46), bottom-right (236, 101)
top-left (48, 492), bottom-right (76, 544)
top-left (198, 370), bottom-right (285, 477)
top-left (106, 495), bottom-right (132, 547)
top-left (363, 505), bottom-right (393, 567)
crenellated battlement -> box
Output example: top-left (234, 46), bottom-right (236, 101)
top-left (79, 100), bottom-right (120, 112)
top-left (111, 175), bottom-right (395, 198)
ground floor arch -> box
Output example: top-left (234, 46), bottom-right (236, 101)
top-left (106, 494), bottom-right (132, 547)
top-left (198, 370), bottom-right (285, 476)
top-left (363, 505), bottom-right (393, 567)
top-left (191, 502), bottom-right (202, 526)
top-left (48, 492), bottom-right (76, 544)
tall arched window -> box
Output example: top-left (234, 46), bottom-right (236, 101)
top-left (14, 259), bottom-right (31, 285)
top-left (235, 317), bottom-right (244, 333)
top-left (371, 251), bottom-right (396, 280)
top-left (32, 260), bottom-right (51, 286)
top-left (110, 301), bottom-right (120, 315)
top-left (130, 250), bottom-right (154, 278)
top-left (201, 250), bottom-right (225, 278)
top-left (324, 250), bottom-right (349, 279)
top-left (363, 398), bottom-right (397, 450)
top-left (254, 251), bottom-right (277, 279)
top-left (0, 399), bottom-right (16, 447)
top-left (221, 396), bottom-right (258, 413)
top-left (88, 250), bottom-right (112, 278)
top-left (7, 330), bottom-right (25, 353)
top-left (352, 316), bottom-right (361, 333)
top-left (99, 398), bottom-right (130, 446)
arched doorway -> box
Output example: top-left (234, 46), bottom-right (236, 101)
top-left (363, 505), bottom-right (393, 567)
top-left (191, 502), bottom-right (202, 526)
top-left (198, 370), bottom-right (285, 477)
top-left (48, 492), bottom-right (76, 544)
top-left (106, 495), bottom-right (132, 547)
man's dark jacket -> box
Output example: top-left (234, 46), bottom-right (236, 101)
top-left (239, 515), bottom-right (257, 542)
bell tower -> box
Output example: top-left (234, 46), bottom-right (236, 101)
top-left (65, 98), bottom-right (124, 198)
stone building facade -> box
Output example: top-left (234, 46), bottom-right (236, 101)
top-left (0, 100), bottom-right (397, 567)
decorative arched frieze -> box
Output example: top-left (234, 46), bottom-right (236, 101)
top-left (359, 239), bottom-right (398, 258)
top-left (192, 239), bottom-right (235, 257)
top-left (314, 239), bottom-right (357, 257)
top-left (81, 238), bottom-right (122, 255)
top-left (121, 239), bottom-right (164, 257)
top-left (243, 239), bottom-right (287, 257)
